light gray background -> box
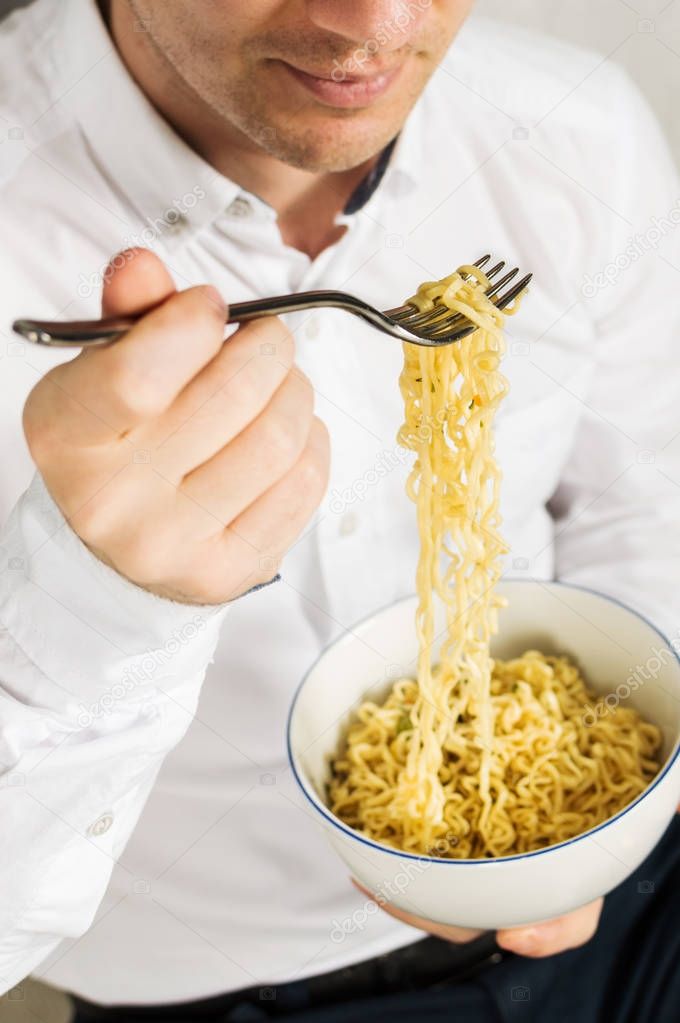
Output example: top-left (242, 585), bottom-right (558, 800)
top-left (477, 0), bottom-right (680, 162)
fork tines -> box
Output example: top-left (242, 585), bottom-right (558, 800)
top-left (390, 255), bottom-right (532, 342)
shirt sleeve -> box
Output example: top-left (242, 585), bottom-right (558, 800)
top-left (549, 68), bottom-right (680, 643)
top-left (0, 474), bottom-right (229, 992)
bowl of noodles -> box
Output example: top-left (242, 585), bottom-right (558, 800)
top-left (288, 264), bottom-right (680, 929)
top-left (288, 580), bottom-right (680, 929)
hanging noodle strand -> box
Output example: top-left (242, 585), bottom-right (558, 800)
top-left (329, 267), bottom-right (661, 859)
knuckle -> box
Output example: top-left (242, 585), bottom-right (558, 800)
top-left (289, 365), bottom-right (313, 399)
top-left (249, 315), bottom-right (295, 363)
top-left (310, 414), bottom-right (330, 449)
top-left (280, 366), bottom-right (315, 423)
top-left (261, 413), bottom-right (304, 465)
top-left (234, 357), bottom-right (276, 413)
top-left (108, 362), bottom-right (165, 420)
top-left (259, 375), bottom-right (316, 466)
top-left (154, 286), bottom-right (225, 349)
top-left (296, 455), bottom-right (326, 497)
top-left (296, 424), bottom-right (330, 494)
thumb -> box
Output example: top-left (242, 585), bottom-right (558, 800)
top-left (101, 247), bottom-right (176, 318)
top-left (32, 249), bottom-right (179, 445)
top-left (497, 898), bottom-right (603, 958)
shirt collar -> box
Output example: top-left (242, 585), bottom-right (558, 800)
top-left (52, 0), bottom-right (241, 244)
top-left (334, 98), bottom-right (422, 226)
top-left (376, 95), bottom-right (423, 201)
top-left (52, 0), bottom-right (421, 243)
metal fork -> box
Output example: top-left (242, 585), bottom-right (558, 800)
top-left (12, 254), bottom-right (531, 349)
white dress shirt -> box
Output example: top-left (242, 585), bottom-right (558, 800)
top-left (1, 0), bottom-right (679, 1005)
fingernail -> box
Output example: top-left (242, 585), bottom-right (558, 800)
top-left (501, 927), bottom-right (540, 953)
top-left (204, 285), bottom-right (227, 314)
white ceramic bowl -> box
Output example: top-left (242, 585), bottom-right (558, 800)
top-left (288, 581), bottom-right (680, 929)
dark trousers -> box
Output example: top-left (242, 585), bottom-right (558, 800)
top-left (73, 814), bottom-right (680, 1022)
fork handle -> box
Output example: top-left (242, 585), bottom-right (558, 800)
top-left (12, 291), bottom-right (361, 347)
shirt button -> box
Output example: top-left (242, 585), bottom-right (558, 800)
top-left (227, 196), bottom-right (252, 218)
top-left (339, 512), bottom-right (358, 536)
top-left (162, 209), bottom-right (188, 235)
top-left (88, 813), bottom-right (114, 837)
top-left (386, 168), bottom-right (412, 198)
top-left (305, 318), bottom-right (320, 340)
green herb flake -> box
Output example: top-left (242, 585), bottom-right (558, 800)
top-left (396, 713), bottom-right (413, 734)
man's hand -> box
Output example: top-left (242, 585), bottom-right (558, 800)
top-left (352, 880), bottom-right (603, 958)
top-left (23, 249), bottom-right (330, 604)
top-left (495, 900), bottom-right (603, 957)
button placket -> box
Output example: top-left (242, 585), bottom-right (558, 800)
top-left (293, 240), bottom-right (399, 620)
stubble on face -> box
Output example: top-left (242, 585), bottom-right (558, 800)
top-left (123, 1), bottom-right (471, 172)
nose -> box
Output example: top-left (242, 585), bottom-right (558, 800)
top-left (305, 0), bottom-right (428, 50)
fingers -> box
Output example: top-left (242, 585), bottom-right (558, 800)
top-left (91, 283), bottom-right (228, 424)
top-left (152, 316), bottom-right (296, 473)
top-left (180, 367), bottom-right (315, 520)
top-left (348, 881), bottom-right (603, 957)
top-left (38, 283), bottom-right (228, 444)
top-left (221, 417), bottom-right (330, 588)
top-left (101, 248), bottom-right (176, 318)
top-left (350, 880), bottom-right (484, 945)
top-left (23, 249), bottom-right (331, 605)
top-left (497, 899), bottom-right (603, 958)
top-left (60, 247), bottom-right (178, 439)
top-left (152, 416), bottom-right (329, 604)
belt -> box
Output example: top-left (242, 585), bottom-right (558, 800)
top-left (72, 933), bottom-right (504, 1021)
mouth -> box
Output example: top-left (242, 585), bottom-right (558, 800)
top-left (276, 60), bottom-right (403, 109)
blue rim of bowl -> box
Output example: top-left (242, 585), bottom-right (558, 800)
top-left (286, 579), bottom-right (680, 865)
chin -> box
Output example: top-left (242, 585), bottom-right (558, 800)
top-left (257, 113), bottom-right (404, 173)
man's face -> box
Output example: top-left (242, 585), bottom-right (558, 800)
top-left (126, 0), bottom-right (474, 172)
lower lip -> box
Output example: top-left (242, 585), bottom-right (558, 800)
top-left (281, 62), bottom-right (401, 109)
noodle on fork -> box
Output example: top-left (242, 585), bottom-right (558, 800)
top-left (329, 267), bottom-right (661, 859)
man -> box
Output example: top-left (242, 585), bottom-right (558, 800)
top-left (1, 0), bottom-right (679, 1019)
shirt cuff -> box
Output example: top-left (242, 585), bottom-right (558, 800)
top-left (0, 474), bottom-right (229, 710)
